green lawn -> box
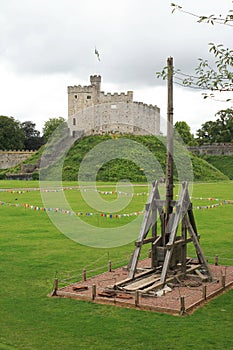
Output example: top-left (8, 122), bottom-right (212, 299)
top-left (0, 180), bottom-right (233, 349)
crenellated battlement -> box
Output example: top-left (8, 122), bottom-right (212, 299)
top-left (99, 90), bottom-right (133, 103)
top-left (133, 101), bottom-right (160, 111)
top-left (90, 75), bottom-right (101, 81)
top-left (0, 150), bottom-right (35, 154)
top-left (100, 91), bottom-right (133, 97)
top-left (68, 85), bottom-right (95, 93)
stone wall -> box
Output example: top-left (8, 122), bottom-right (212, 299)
top-left (188, 143), bottom-right (233, 156)
top-left (0, 151), bottom-right (35, 169)
top-left (68, 75), bottom-right (160, 136)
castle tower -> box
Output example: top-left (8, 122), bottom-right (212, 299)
top-left (67, 75), bottom-right (160, 137)
top-left (90, 75), bottom-right (101, 92)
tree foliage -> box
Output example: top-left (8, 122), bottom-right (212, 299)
top-left (196, 108), bottom-right (233, 144)
top-left (42, 117), bottom-right (66, 141)
top-left (174, 121), bottom-right (197, 145)
top-left (0, 116), bottom-right (25, 150)
top-left (20, 121), bottom-right (44, 150)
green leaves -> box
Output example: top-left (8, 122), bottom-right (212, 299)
top-left (157, 4), bottom-right (233, 102)
top-left (196, 109), bottom-right (233, 144)
top-left (0, 116), bottom-right (25, 150)
top-left (42, 117), bottom-right (66, 141)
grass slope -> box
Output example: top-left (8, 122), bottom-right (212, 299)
top-left (0, 181), bottom-right (233, 349)
top-left (63, 135), bottom-right (228, 182)
top-left (201, 155), bottom-right (233, 180)
top-left (0, 135), bottom-right (229, 182)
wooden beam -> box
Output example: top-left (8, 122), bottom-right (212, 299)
top-left (116, 269), bottom-right (156, 287)
top-left (160, 182), bottom-right (188, 283)
top-left (128, 181), bottom-right (160, 279)
top-left (185, 218), bottom-right (213, 281)
top-left (166, 236), bottom-right (198, 248)
top-left (181, 216), bottom-right (187, 273)
top-left (135, 237), bottom-right (157, 247)
top-left (142, 264), bottom-right (201, 293)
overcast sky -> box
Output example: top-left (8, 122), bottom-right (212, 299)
top-left (0, 0), bottom-right (232, 134)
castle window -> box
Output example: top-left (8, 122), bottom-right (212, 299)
top-left (73, 118), bottom-right (76, 126)
top-left (72, 131), bottom-right (75, 138)
top-left (87, 95), bottom-right (91, 99)
top-left (74, 95), bottom-right (78, 99)
top-left (111, 104), bottom-right (117, 109)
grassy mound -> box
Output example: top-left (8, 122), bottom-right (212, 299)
top-left (62, 135), bottom-right (228, 182)
top-left (0, 134), bottom-right (229, 182)
top-left (200, 155), bottom-right (233, 180)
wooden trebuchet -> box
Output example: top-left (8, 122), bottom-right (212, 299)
top-left (118, 57), bottom-right (212, 292)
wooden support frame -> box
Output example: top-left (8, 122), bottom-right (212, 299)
top-left (128, 181), bottom-right (161, 279)
top-left (126, 180), bottom-right (212, 290)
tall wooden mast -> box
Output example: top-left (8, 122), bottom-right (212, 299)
top-left (166, 57), bottom-right (174, 218)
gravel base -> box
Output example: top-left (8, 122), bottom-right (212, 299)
top-left (55, 260), bottom-right (233, 315)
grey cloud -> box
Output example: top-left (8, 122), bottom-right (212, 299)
top-left (0, 0), bottom-right (232, 89)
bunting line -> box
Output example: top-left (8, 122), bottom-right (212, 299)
top-left (0, 198), bottom-right (232, 219)
top-left (0, 200), bottom-right (144, 218)
top-left (0, 187), bottom-right (149, 196)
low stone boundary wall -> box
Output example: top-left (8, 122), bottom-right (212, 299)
top-left (0, 150), bottom-right (35, 169)
top-left (188, 143), bottom-right (233, 156)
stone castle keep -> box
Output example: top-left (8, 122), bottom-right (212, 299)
top-left (67, 75), bottom-right (160, 136)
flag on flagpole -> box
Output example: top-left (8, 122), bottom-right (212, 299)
top-left (94, 47), bottom-right (100, 61)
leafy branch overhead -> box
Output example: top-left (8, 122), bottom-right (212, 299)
top-left (157, 3), bottom-right (233, 101)
top-left (171, 3), bottom-right (233, 26)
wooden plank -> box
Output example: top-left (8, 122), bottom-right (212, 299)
top-left (151, 194), bottom-right (157, 268)
top-left (154, 200), bottom-right (177, 207)
top-left (166, 236), bottom-right (194, 248)
top-left (155, 199), bottom-right (165, 207)
top-left (135, 236), bottom-right (157, 247)
top-left (152, 236), bottom-right (162, 246)
top-left (181, 216), bottom-right (187, 273)
top-left (123, 274), bottom-right (161, 291)
top-left (186, 219), bottom-right (213, 281)
top-left (128, 181), bottom-right (159, 279)
top-left (195, 269), bottom-right (208, 281)
top-left (116, 268), bottom-right (155, 287)
top-left (188, 205), bottom-right (198, 235)
top-left (160, 182), bottom-right (188, 283)
top-left (143, 264), bottom-right (201, 293)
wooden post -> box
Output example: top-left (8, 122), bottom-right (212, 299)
top-left (202, 285), bottom-right (207, 300)
top-left (181, 216), bottom-right (187, 273)
top-left (92, 284), bottom-right (96, 300)
top-left (52, 278), bottom-right (58, 296)
top-left (222, 274), bottom-right (226, 289)
top-left (108, 260), bottom-right (112, 272)
top-left (135, 290), bottom-right (139, 307)
top-left (166, 56), bottom-right (174, 220)
top-left (82, 268), bottom-right (86, 281)
top-left (215, 255), bottom-right (219, 266)
top-left (180, 296), bottom-right (185, 315)
top-left (127, 253), bottom-right (134, 271)
top-left (151, 190), bottom-right (158, 268)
